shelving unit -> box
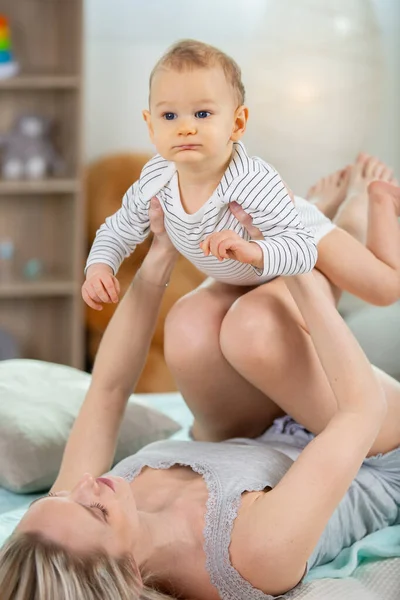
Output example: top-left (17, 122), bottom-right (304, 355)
top-left (0, 0), bottom-right (85, 368)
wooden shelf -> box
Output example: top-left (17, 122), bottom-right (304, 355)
top-left (0, 279), bottom-right (78, 299)
top-left (0, 179), bottom-right (80, 195)
top-left (0, 75), bottom-right (80, 90)
top-left (1, 0), bottom-right (85, 368)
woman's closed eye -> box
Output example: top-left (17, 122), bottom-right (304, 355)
top-left (90, 502), bottom-right (110, 522)
top-left (33, 492), bottom-right (109, 522)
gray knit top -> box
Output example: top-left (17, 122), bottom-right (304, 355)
top-left (110, 435), bottom-right (400, 600)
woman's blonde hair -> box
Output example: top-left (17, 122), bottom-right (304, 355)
top-left (0, 531), bottom-right (174, 600)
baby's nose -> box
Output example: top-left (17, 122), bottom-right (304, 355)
top-left (178, 118), bottom-right (197, 135)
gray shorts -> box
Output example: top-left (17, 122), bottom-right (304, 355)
top-left (260, 415), bottom-right (400, 502)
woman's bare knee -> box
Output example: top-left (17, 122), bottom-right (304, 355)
top-left (164, 282), bottom-right (243, 374)
top-left (220, 288), bottom-right (290, 372)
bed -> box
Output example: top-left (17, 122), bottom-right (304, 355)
top-left (1, 389), bottom-right (399, 599)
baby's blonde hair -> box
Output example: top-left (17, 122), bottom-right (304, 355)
top-left (150, 39), bottom-right (246, 106)
top-left (0, 531), bottom-right (174, 600)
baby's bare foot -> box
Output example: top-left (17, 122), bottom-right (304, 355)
top-left (306, 168), bottom-right (351, 220)
top-left (335, 153), bottom-right (398, 242)
top-left (368, 181), bottom-right (400, 216)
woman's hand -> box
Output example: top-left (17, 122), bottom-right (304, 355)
top-left (137, 197), bottom-right (179, 287)
top-left (229, 201), bottom-right (264, 240)
top-left (148, 196), bottom-right (178, 257)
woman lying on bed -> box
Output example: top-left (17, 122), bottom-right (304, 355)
top-left (1, 179), bottom-right (400, 600)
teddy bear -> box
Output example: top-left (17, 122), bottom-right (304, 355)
top-left (0, 114), bottom-right (65, 180)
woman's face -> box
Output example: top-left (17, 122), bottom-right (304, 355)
top-left (17, 474), bottom-right (139, 557)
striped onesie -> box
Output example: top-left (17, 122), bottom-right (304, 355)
top-left (86, 142), bottom-right (335, 285)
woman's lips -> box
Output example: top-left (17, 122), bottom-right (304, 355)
top-left (96, 477), bottom-right (115, 492)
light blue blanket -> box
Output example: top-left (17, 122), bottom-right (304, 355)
top-left (305, 525), bottom-right (400, 581)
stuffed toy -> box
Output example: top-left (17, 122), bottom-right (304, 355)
top-left (0, 15), bottom-right (19, 79)
top-left (0, 114), bottom-right (65, 180)
top-left (85, 153), bottom-right (206, 392)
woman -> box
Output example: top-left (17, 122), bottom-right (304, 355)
top-left (0, 180), bottom-right (400, 600)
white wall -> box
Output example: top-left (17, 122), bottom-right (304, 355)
top-left (84, 0), bottom-right (400, 193)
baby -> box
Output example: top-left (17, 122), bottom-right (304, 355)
top-left (83, 39), bottom-right (324, 309)
top-left (83, 40), bottom-right (400, 310)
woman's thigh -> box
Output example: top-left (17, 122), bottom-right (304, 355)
top-left (164, 278), bottom-right (284, 441)
top-left (220, 271), bottom-right (400, 455)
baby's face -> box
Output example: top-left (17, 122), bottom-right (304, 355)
top-left (143, 66), bottom-right (247, 166)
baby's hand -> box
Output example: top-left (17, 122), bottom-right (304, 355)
top-left (82, 264), bottom-right (121, 311)
top-left (200, 230), bottom-right (263, 270)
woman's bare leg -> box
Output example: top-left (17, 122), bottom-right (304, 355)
top-left (306, 167), bottom-right (351, 220)
top-left (164, 279), bottom-right (284, 441)
top-left (220, 265), bottom-right (400, 456)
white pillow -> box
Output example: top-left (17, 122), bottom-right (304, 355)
top-left (0, 360), bottom-right (181, 493)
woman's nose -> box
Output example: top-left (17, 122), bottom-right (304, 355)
top-left (71, 473), bottom-right (101, 499)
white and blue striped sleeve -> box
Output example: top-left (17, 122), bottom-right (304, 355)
top-left (241, 165), bottom-right (318, 277)
top-left (85, 181), bottom-right (150, 275)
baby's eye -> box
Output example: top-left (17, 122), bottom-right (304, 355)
top-left (163, 112), bottom-right (177, 121)
top-left (195, 111), bottom-right (211, 119)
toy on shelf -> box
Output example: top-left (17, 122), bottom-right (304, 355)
top-left (0, 238), bottom-right (15, 282)
top-left (23, 258), bottom-right (44, 280)
top-left (0, 114), bottom-right (66, 180)
top-left (0, 15), bottom-right (19, 80)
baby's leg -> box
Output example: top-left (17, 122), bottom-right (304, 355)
top-left (316, 156), bottom-right (400, 306)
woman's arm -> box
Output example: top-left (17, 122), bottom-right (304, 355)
top-left (232, 272), bottom-right (387, 596)
top-left (52, 199), bottom-right (178, 491)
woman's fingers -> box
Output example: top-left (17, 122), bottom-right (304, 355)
top-left (229, 202), bottom-right (264, 240)
top-left (149, 196), bottom-right (165, 235)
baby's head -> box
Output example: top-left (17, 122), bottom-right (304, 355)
top-left (143, 39), bottom-right (248, 166)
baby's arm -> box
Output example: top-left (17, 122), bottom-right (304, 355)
top-left (83, 181), bottom-right (151, 308)
top-left (243, 166), bottom-right (318, 277)
top-left (86, 181), bottom-right (150, 274)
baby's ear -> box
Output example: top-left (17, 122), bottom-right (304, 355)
top-left (142, 110), bottom-right (154, 139)
top-left (231, 105), bottom-right (249, 141)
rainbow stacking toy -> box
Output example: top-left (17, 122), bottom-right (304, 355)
top-left (0, 15), bottom-right (19, 79)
